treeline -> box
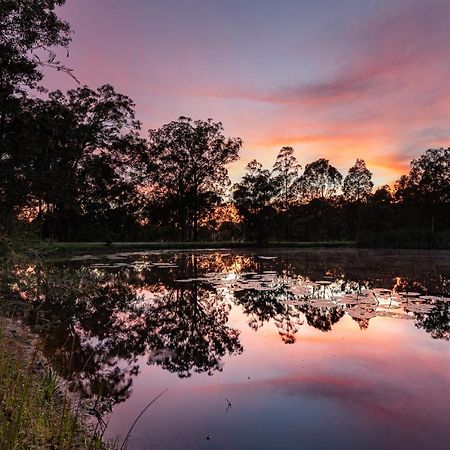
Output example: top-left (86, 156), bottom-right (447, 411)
top-left (1, 1), bottom-right (449, 247)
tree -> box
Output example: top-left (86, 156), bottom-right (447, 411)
top-left (273, 146), bottom-right (301, 239)
top-left (233, 160), bottom-right (279, 243)
top-left (0, 0), bottom-right (73, 227)
top-left (147, 117), bottom-right (242, 241)
top-left (343, 158), bottom-right (373, 203)
top-left (19, 85), bottom-right (145, 240)
top-left (0, 0), bottom-right (72, 94)
top-left (297, 158), bottom-right (342, 202)
top-left (371, 185), bottom-right (393, 205)
top-left (394, 148), bottom-right (450, 233)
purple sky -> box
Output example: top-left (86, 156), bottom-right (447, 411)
top-left (44, 0), bottom-right (450, 185)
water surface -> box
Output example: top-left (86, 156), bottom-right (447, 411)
top-left (47, 249), bottom-right (450, 450)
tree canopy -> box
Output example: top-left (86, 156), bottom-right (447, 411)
top-left (147, 117), bottom-right (242, 241)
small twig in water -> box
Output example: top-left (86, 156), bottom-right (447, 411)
top-left (120, 388), bottom-right (168, 450)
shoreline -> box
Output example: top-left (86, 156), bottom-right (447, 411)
top-left (0, 317), bottom-right (116, 449)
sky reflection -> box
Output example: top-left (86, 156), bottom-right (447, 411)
top-left (35, 249), bottom-right (450, 449)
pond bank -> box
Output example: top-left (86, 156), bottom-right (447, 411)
top-left (38, 240), bottom-right (355, 256)
top-left (0, 317), bottom-right (116, 449)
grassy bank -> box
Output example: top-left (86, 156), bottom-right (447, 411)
top-left (38, 240), bottom-right (355, 256)
top-left (356, 230), bottom-right (450, 249)
top-left (0, 319), bottom-right (115, 449)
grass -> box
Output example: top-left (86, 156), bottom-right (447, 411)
top-left (356, 230), bottom-right (450, 249)
top-left (37, 240), bottom-right (355, 256)
top-left (0, 320), bottom-right (117, 449)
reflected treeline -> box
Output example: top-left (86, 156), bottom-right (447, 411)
top-left (415, 303), bottom-right (450, 340)
top-left (234, 287), bottom-right (302, 344)
top-left (3, 251), bottom-right (449, 418)
top-left (145, 286), bottom-right (242, 377)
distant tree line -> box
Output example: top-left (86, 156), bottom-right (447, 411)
top-left (1, 1), bottom-right (449, 247)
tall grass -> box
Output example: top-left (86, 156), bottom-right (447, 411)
top-left (0, 323), bottom-right (116, 449)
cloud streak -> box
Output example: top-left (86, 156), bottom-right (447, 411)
top-left (47, 0), bottom-right (450, 186)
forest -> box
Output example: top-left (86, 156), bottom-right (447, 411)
top-left (1, 0), bottom-right (449, 248)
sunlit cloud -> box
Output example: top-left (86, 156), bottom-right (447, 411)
top-left (46, 0), bottom-right (450, 186)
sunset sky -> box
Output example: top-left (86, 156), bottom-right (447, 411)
top-left (44, 0), bottom-right (450, 186)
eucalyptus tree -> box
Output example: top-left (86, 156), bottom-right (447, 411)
top-left (147, 117), bottom-right (242, 241)
top-left (273, 146), bottom-right (301, 239)
top-left (343, 159), bottom-right (373, 203)
top-left (233, 160), bottom-right (279, 243)
top-left (297, 158), bottom-right (342, 202)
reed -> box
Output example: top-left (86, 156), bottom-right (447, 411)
top-left (0, 323), bottom-right (116, 449)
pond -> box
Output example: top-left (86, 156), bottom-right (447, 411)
top-left (41, 249), bottom-right (450, 450)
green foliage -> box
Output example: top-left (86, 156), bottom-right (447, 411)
top-left (0, 323), bottom-right (113, 449)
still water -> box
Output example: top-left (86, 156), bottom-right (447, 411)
top-left (48, 249), bottom-right (450, 450)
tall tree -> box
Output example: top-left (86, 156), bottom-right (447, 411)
top-left (394, 148), bottom-right (450, 233)
top-left (233, 160), bottom-right (279, 243)
top-left (273, 146), bottom-right (301, 239)
top-left (297, 158), bottom-right (342, 202)
top-left (20, 85), bottom-right (145, 240)
top-left (0, 0), bottom-right (72, 227)
top-left (343, 159), bottom-right (373, 203)
top-left (147, 117), bottom-right (242, 241)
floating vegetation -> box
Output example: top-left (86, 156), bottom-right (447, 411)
top-left (71, 251), bottom-right (450, 331)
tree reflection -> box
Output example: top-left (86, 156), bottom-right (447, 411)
top-left (234, 287), bottom-right (302, 344)
top-left (145, 284), bottom-right (242, 377)
top-left (33, 271), bottom-right (149, 414)
top-left (19, 257), bottom-right (243, 414)
top-left (414, 302), bottom-right (450, 340)
top-left (298, 303), bottom-right (345, 332)
top-left (6, 250), bottom-right (450, 427)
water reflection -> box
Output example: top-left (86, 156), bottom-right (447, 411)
top-left (144, 284), bottom-right (242, 377)
top-left (12, 250), bottom-right (450, 447)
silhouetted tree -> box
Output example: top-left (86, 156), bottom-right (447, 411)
top-left (297, 158), bottom-right (342, 202)
top-left (0, 0), bottom-right (72, 227)
top-left (146, 285), bottom-right (243, 377)
top-left (343, 159), bottom-right (373, 203)
top-left (371, 185), bottom-right (393, 205)
top-left (147, 117), bottom-right (242, 241)
top-left (415, 302), bottom-right (450, 340)
top-left (394, 148), bottom-right (450, 233)
top-left (273, 146), bottom-right (301, 240)
top-left (298, 304), bottom-right (345, 332)
top-left (21, 85), bottom-right (145, 240)
top-left (233, 160), bottom-right (279, 243)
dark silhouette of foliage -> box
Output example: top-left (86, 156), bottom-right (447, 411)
top-left (414, 302), bottom-right (450, 340)
top-left (273, 146), bottom-right (301, 239)
top-left (343, 159), bottom-right (373, 203)
top-left (394, 148), bottom-right (450, 234)
top-left (234, 286), bottom-right (301, 344)
top-left (145, 285), bottom-right (243, 377)
top-left (147, 117), bottom-right (242, 241)
top-left (1, 2), bottom-right (449, 248)
top-left (297, 158), bottom-right (342, 202)
top-left (233, 160), bottom-right (279, 243)
top-left (0, 0), bottom-right (72, 228)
